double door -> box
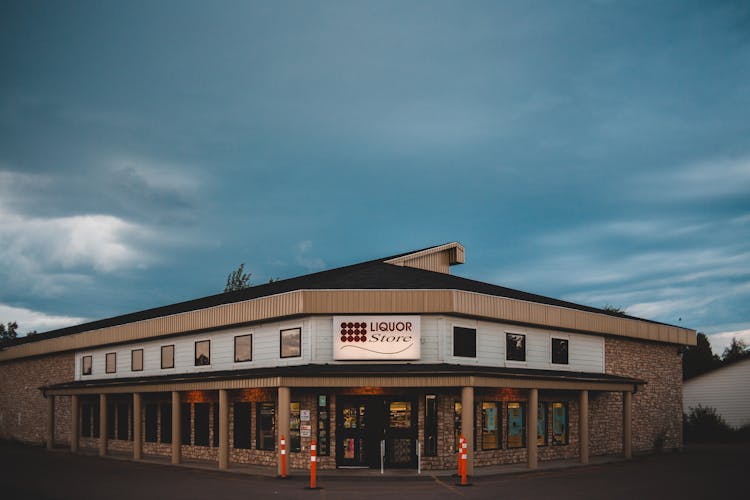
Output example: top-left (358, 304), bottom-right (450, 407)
top-left (336, 397), bottom-right (417, 468)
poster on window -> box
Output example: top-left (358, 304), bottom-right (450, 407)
top-left (507, 403), bottom-right (525, 448)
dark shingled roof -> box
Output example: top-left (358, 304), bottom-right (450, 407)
top-left (5, 243), bottom-right (670, 348)
top-left (43, 363), bottom-right (644, 392)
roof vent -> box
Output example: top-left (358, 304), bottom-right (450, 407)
top-left (384, 242), bottom-right (465, 274)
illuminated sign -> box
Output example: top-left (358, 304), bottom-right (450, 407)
top-left (333, 316), bottom-right (421, 360)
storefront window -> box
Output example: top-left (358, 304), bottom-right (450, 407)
top-left (181, 403), bottom-right (191, 445)
top-left (257, 402), bottom-right (275, 451)
top-left (454, 401), bottom-right (462, 452)
top-left (481, 402), bottom-right (500, 450)
top-left (160, 402), bottom-right (172, 443)
top-left (145, 404), bottom-right (158, 442)
top-left (317, 395), bottom-right (330, 456)
top-left (507, 402), bottom-right (526, 448)
top-left (537, 402), bottom-right (548, 446)
top-left (80, 404), bottom-right (92, 438)
top-left (290, 401), bottom-right (301, 452)
top-left (389, 402), bottom-right (411, 430)
top-left (552, 402), bottom-right (568, 445)
top-left (194, 403), bottom-right (210, 446)
top-left (233, 402), bottom-right (252, 449)
top-left (424, 395), bottom-right (438, 457)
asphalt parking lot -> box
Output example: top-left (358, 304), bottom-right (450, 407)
top-left (0, 442), bottom-right (747, 499)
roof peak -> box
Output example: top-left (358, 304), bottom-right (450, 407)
top-left (383, 242), bottom-right (465, 274)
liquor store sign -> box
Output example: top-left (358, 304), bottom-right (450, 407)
top-left (333, 316), bottom-right (421, 360)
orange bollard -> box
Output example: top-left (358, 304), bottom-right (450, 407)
top-left (460, 438), bottom-right (468, 486)
top-left (457, 435), bottom-right (465, 477)
top-left (310, 439), bottom-right (317, 489)
top-left (280, 435), bottom-right (287, 478)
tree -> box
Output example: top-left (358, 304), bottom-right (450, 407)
top-left (0, 321), bottom-right (19, 341)
top-left (602, 304), bottom-right (627, 316)
top-left (722, 337), bottom-right (749, 364)
top-left (224, 263), bottom-right (252, 292)
top-left (682, 332), bottom-right (720, 380)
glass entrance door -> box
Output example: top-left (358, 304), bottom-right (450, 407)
top-left (337, 400), bottom-right (367, 467)
top-left (384, 400), bottom-right (417, 468)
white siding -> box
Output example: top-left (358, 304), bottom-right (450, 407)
top-left (683, 358), bottom-right (750, 429)
top-left (75, 314), bottom-right (606, 381)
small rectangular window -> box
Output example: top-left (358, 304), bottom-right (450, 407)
top-left (481, 402), bottom-right (501, 450)
top-left (537, 402), bottom-right (548, 446)
top-left (257, 402), bottom-right (275, 450)
top-left (317, 395), bottom-right (330, 456)
top-left (552, 402), bottom-right (569, 445)
top-left (82, 355), bottom-right (93, 376)
top-left (506, 332), bottom-right (526, 362)
top-left (454, 401), bottom-right (462, 452)
top-left (424, 395), bottom-right (438, 457)
top-left (507, 402), bottom-right (526, 448)
top-left (453, 327), bottom-right (477, 358)
top-left (161, 345), bottom-right (175, 369)
top-left (280, 327), bottom-right (301, 358)
top-left (552, 338), bottom-right (569, 364)
top-left (105, 352), bottom-right (117, 373)
top-left (234, 334), bottom-right (252, 362)
top-left (131, 349), bottom-right (144, 372)
top-left (195, 340), bottom-right (211, 366)
top-left (233, 402), bottom-right (252, 449)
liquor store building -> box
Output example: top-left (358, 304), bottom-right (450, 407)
top-left (0, 243), bottom-right (696, 474)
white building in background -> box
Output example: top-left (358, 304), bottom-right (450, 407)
top-left (683, 357), bottom-right (750, 429)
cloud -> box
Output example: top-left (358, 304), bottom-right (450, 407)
top-left (706, 328), bottom-right (750, 357)
top-left (295, 240), bottom-right (325, 272)
top-left (0, 303), bottom-right (86, 335)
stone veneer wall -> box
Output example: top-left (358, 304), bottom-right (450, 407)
top-left (0, 352), bottom-right (74, 446)
top-left (595, 336), bottom-right (683, 454)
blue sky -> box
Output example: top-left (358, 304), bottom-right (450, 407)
top-left (1, 0), bottom-right (748, 354)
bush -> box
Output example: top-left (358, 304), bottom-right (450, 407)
top-left (683, 406), bottom-right (733, 443)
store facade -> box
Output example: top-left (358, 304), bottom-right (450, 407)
top-left (0, 243), bottom-right (696, 474)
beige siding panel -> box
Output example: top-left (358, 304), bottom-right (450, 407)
top-left (1, 288), bottom-right (696, 362)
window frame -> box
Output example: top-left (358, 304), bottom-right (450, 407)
top-left (317, 394), bottom-right (330, 456)
top-left (234, 334), bottom-right (253, 363)
top-left (131, 348), bottom-right (144, 372)
top-left (194, 339), bottom-right (211, 366)
top-left (551, 337), bottom-right (569, 365)
top-left (256, 401), bottom-right (276, 451)
top-left (453, 326), bottom-right (477, 358)
top-left (161, 345), bottom-right (175, 369)
top-left (105, 352), bottom-right (117, 374)
top-left (424, 394), bottom-right (438, 457)
top-left (279, 327), bottom-right (302, 359)
top-left (506, 401), bottom-right (527, 449)
top-left (506, 332), bottom-right (527, 362)
top-left (537, 401), bottom-right (548, 446)
top-left (481, 401), bottom-right (501, 450)
top-left (552, 401), bottom-right (569, 446)
top-left (81, 355), bottom-right (93, 376)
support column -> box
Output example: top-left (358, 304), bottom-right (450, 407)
top-left (218, 389), bottom-right (229, 470)
top-left (528, 388), bottom-right (538, 469)
top-left (99, 394), bottom-right (108, 457)
top-left (46, 395), bottom-right (55, 450)
top-left (133, 393), bottom-right (142, 461)
top-left (277, 386), bottom-right (290, 476)
top-left (623, 391), bottom-right (632, 459)
top-left (70, 395), bottom-right (79, 453)
top-left (171, 391), bottom-right (181, 465)
top-left (579, 390), bottom-right (589, 465)
top-left (461, 386), bottom-right (474, 476)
